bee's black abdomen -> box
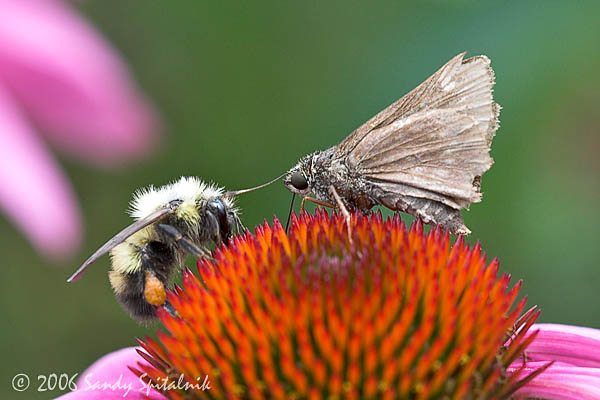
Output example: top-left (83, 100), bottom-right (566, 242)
top-left (114, 269), bottom-right (157, 321)
top-left (114, 240), bottom-right (177, 321)
top-left (144, 240), bottom-right (175, 281)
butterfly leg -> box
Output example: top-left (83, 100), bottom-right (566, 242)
top-left (156, 223), bottom-right (213, 260)
top-left (284, 193), bottom-right (296, 233)
top-left (328, 185), bottom-right (353, 244)
top-left (300, 196), bottom-right (335, 213)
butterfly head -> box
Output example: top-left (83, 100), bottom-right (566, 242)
top-left (283, 157), bottom-right (313, 196)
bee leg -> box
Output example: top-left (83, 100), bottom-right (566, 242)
top-left (143, 270), bottom-right (167, 306)
top-left (162, 300), bottom-right (179, 319)
top-left (328, 185), bottom-right (353, 244)
top-left (233, 213), bottom-right (244, 235)
top-left (156, 223), bottom-right (213, 260)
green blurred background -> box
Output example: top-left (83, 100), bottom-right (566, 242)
top-left (2, 1), bottom-right (599, 398)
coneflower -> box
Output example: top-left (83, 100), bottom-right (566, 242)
top-left (130, 210), bottom-right (547, 399)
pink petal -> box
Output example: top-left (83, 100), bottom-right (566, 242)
top-left (510, 361), bottom-right (600, 400)
top-left (534, 324), bottom-right (600, 342)
top-left (54, 347), bottom-right (164, 400)
top-left (524, 324), bottom-right (600, 367)
top-left (0, 83), bottom-right (80, 258)
top-left (0, 0), bottom-right (160, 167)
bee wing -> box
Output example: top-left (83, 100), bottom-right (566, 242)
top-left (66, 207), bottom-right (173, 282)
top-left (337, 52), bottom-right (499, 157)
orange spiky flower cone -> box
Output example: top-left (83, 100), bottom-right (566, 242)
top-left (132, 211), bottom-right (547, 399)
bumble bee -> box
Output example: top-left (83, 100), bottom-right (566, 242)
top-left (67, 176), bottom-right (278, 321)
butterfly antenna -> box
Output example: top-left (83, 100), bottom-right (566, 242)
top-left (224, 173), bottom-right (285, 197)
top-left (285, 193), bottom-right (296, 233)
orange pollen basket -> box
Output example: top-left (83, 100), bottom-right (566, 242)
top-left (132, 210), bottom-right (543, 399)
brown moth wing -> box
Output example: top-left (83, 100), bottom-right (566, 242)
top-left (338, 53), bottom-right (498, 213)
top-left (354, 108), bottom-right (492, 206)
top-left (337, 52), bottom-right (499, 156)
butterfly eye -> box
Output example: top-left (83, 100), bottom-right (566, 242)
top-left (290, 171), bottom-right (308, 190)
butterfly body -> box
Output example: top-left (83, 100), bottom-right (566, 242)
top-left (284, 53), bottom-right (500, 235)
top-left (287, 148), bottom-right (379, 212)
